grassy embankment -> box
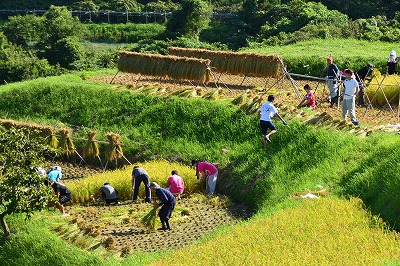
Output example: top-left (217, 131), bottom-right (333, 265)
top-left (244, 39), bottom-right (397, 76)
top-left (0, 73), bottom-right (400, 265)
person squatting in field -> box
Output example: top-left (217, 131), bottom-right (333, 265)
top-left (166, 170), bottom-right (184, 200)
top-left (342, 69), bottom-right (360, 126)
top-left (92, 182), bottom-right (120, 206)
top-left (132, 166), bottom-right (151, 203)
top-left (45, 179), bottom-right (72, 216)
top-left (325, 57), bottom-right (340, 107)
top-left (259, 95), bottom-right (287, 147)
top-left (150, 182), bottom-right (176, 231)
top-left (298, 84), bottom-right (316, 109)
top-left (192, 160), bottom-right (218, 196)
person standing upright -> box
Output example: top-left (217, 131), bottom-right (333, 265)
top-left (326, 57), bottom-right (340, 107)
top-left (387, 50), bottom-right (398, 75)
top-left (131, 166), bottom-right (151, 203)
top-left (342, 69), bottom-right (360, 126)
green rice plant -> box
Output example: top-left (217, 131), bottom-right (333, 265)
top-left (141, 207), bottom-right (158, 231)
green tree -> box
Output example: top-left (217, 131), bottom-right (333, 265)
top-left (3, 15), bottom-right (43, 48)
top-left (0, 129), bottom-right (52, 237)
top-left (49, 37), bottom-right (85, 68)
top-left (106, 0), bottom-right (142, 11)
top-left (165, 0), bottom-right (212, 39)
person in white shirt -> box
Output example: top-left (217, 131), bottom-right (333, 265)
top-left (259, 95), bottom-right (287, 147)
top-left (342, 69), bottom-right (360, 125)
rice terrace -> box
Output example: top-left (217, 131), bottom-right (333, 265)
top-left (1, 1), bottom-right (400, 266)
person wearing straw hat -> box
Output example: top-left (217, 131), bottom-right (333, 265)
top-left (342, 69), bottom-right (360, 126)
top-left (387, 50), bottom-right (398, 75)
top-left (150, 182), bottom-right (176, 231)
top-left (325, 57), bottom-right (340, 108)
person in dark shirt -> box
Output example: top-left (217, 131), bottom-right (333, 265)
top-left (150, 182), bottom-right (176, 231)
top-left (355, 64), bottom-right (373, 107)
top-left (93, 182), bottom-right (119, 205)
top-left (387, 50), bottom-right (398, 75)
top-left (45, 180), bottom-right (72, 216)
top-left (131, 166), bottom-right (151, 203)
top-left (325, 57), bottom-right (340, 107)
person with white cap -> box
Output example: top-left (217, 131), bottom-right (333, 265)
top-left (48, 166), bottom-right (62, 182)
top-left (150, 182), bottom-right (176, 231)
top-left (387, 50), bottom-right (398, 75)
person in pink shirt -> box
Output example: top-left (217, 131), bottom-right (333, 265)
top-left (166, 170), bottom-right (184, 200)
top-left (298, 84), bottom-right (316, 109)
top-left (191, 160), bottom-right (218, 196)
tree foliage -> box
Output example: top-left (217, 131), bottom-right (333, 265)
top-left (0, 128), bottom-right (53, 237)
top-left (2, 15), bottom-right (43, 48)
top-left (165, 0), bottom-right (212, 39)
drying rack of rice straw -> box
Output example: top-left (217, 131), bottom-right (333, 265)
top-left (112, 51), bottom-right (215, 88)
top-left (167, 47), bottom-right (302, 99)
top-left (362, 72), bottom-right (400, 122)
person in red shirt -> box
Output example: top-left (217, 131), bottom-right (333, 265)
top-left (191, 160), bottom-right (218, 196)
top-left (166, 170), bottom-right (184, 200)
top-left (298, 84), bottom-right (316, 109)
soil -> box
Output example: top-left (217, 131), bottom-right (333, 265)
top-left (43, 160), bottom-right (104, 180)
top-left (62, 195), bottom-right (249, 254)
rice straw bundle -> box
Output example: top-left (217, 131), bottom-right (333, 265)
top-left (83, 130), bottom-right (100, 158)
top-left (43, 127), bottom-right (59, 149)
top-left (141, 207), bottom-right (158, 231)
top-left (105, 133), bottom-right (123, 162)
top-left (168, 47), bottom-right (283, 78)
top-left (118, 51), bottom-right (211, 83)
top-left (59, 128), bottom-right (75, 155)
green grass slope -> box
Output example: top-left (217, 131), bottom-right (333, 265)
top-left (243, 39), bottom-right (396, 76)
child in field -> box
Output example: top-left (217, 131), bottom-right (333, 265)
top-left (191, 160), bottom-right (218, 196)
top-left (298, 84), bottom-right (316, 109)
top-left (166, 170), bottom-right (184, 200)
top-left (342, 69), bottom-right (360, 125)
top-left (150, 182), bottom-right (176, 231)
top-left (259, 95), bottom-right (287, 147)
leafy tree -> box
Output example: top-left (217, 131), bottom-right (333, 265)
top-left (47, 37), bottom-right (85, 68)
top-left (105, 0), bottom-right (143, 11)
top-left (165, 0), bottom-right (212, 39)
top-left (2, 15), bottom-right (43, 48)
top-left (73, 0), bottom-right (99, 11)
top-left (0, 128), bottom-right (52, 237)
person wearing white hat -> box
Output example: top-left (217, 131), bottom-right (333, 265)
top-left (387, 50), bottom-right (398, 75)
top-left (48, 166), bottom-right (62, 182)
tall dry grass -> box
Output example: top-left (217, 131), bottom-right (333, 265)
top-left (366, 70), bottom-right (400, 106)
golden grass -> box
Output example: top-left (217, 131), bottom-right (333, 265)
top-left (83, 130), bottom-right (100, 158)
top-left (168, 47), bottom-right (283, 78)
top-left (366, 70), bottom-right (400, 106)
top-left (152, 198), bottom-right (400, 266)
top-left (65, 160), bottom-right (198, 203)
top-left (118, 51), bottom-right (211, 83)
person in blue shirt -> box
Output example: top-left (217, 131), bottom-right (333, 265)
top-left (48, 166), bottom-right (62, 182)
top-left (150, 182), bottom-right (176, 231)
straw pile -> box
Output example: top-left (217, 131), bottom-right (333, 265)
top-left (168, 47), bottom-right (283, 78)
top-left (141, 207), bottom-right (158, 231)
top-left (105, 133), bottom-right (123, 162)
top-left (83, 130), bottom-right (100, 158)
top-left (118, 51), bottom-right (211, 83)
top-left (59, 128), bottom-right (75, 155)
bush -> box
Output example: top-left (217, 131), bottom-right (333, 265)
top-left (47, 37), bottom-right (85, 69)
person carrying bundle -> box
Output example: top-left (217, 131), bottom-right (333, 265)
top-left (150, 182), bottom-right (176, 231)
top-left (92, 182), bottom-right (119, 206)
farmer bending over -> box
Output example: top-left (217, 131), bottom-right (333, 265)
top-left (342, 69), bottom-right (360, 126)
top-left (192, 160), bottom-right (218, 196)
top-left (166, 170), bottom-right (184, 200)
top-left (298, 84), bottom-right (316, 109)
top-left (259, 95), bottom-right (287, 147)
top-left (45, 180), bottom-right (72, 216)
top-left (150, 182), bottom-right (176, 231)
top-left (92, 182), bottom-right (119, 206)
top-left (48, 166), bottom-right (62, 182)
top-left (132, 166), bottom-right (151, 203)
